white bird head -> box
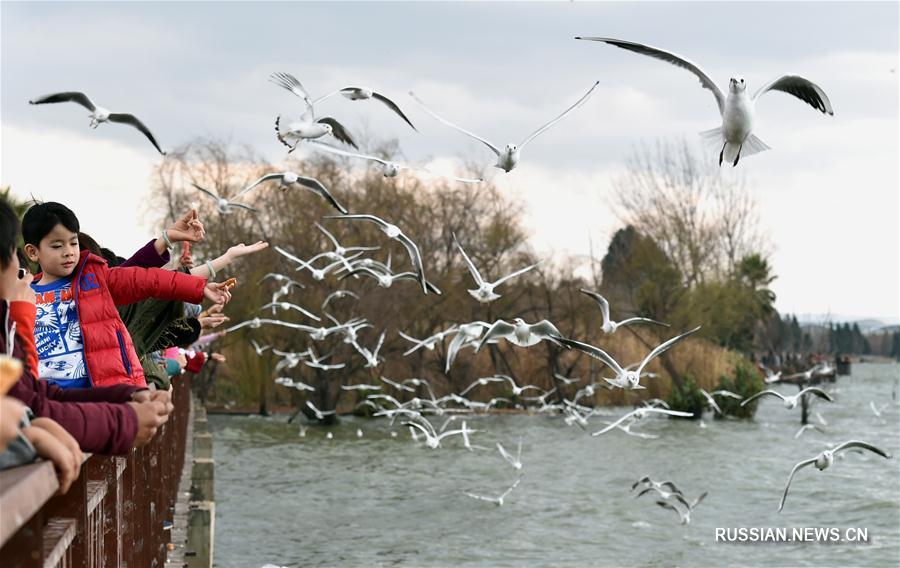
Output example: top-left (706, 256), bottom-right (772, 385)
top-left (815, 450), bottom-right (834, 470)
top-left (282, 172), bottom-right (299, 184)
top-left (504, 143), bottom-right (519, 154)
top-left (383, 163), bottom-right (401, 177)
top-left (321, 123), bottom-right (334, 135)
top-left (729, 77), bottom-right (747, 93)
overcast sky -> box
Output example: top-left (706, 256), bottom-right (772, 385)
top-left (1, 2), bottom-right (897, 321)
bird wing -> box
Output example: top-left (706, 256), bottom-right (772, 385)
top-left (307, 140), bottom-right (389, 166)
top-left (518, 81), bottom-right (599, 148)
top-left (322, 213), bottom-right (388, 230)
top-left (191, 182), bottom-right (220, 201)
top-left (699, 389), bottom-right (722, 414)
top-left (396, 233), bottom-right (427, 294)
top-left (409, 92), bottom-right (501, 156)
top-left (711, 389), bottom-right (743, 400)
top-left (106, 113), bottom-right (165, 154)
top-left (492, 261), bottom-right (541, 287)
top-left (29, 91), bottom-right (96, 111)
top-left (577, 37), bottom-right (725, 115)
top-left (636, 326), bottom-right (701, 375)
top-left (274, 245), bottom-right (310, 268)
top-left (646, 408), bottom-right (694, 418)
top-left (557, 337), bottom-right (624, 375)
top-left (228, 201), bottom-right (257, 212)
top-left (832, 440), bottom-right (891, 459)
top-left (528, 320), bottom-right (564, 341)
top-left (591, 409), bottom-right (638, 436)
top-left (453, 233), bottom-right (485, 287)
top-left (616, 317), bottom-right (670, 329)
top-left (464, 492), bottom-right (497, 504)
top-left (779, 458), bottom-right (816, 512)
top-left (799, 387), bottom-right (835, 403)
top-left (499, 477), bottom-right (522, 500)
top-left (316, 117), bottom-right (358, 149)
top-left (236, 173), bottom-right (284, 198)
top-left (691, 492), bottom-right (708, 510)
top-left (660, 481), bottom-right (682, 495)
top-left (740, 390), bottom-right (784, 406)
top-left (269, 72), bottom-right (313, 111)
top-left (752, 75), bottom-right (834, 115)
top-left (476, 321), bottom-right (517, 351)
top-left (579, 289), bottom-right (611, 328)
top-left (297, 175), bottom-right (347, 214)
top-left (496, 442), bottom-right (516, 465)
top-left (372, 92), bottom-right (417, 131)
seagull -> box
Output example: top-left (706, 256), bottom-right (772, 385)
top-left (224, 317), bottom-right (317, 334)
top-left (454, 233), bottom-right (540, 303)
top-left (303, 347), bottom-right (346, 371)
top-left (274, 377), bottom-right (315, 392)
top-left (460, 421), bottom-right (487, 451)
top-left (699, 389), bottom-right (723, 415)
top-left (445, 321), bottom-right (493, 372)
top-left (779, 441), bottom-right (892, 512)
top-left (321, 289), bottom-right (360, 311)
top-left (270, 72), bottom-right (357, 150)
top-left (497, 437), bottom-right (524, 470)
top-left (397, 327), bottom-right (458, 356)
top-left (794, 424), bottom-right (825, 439)
top-left (312, 86), bottom-right (417, 130)
top-left (258, 301), bottom-right (321, 321)
top-left (552, 373), bottom-right (582, 386)
top-left (475, 318), bottom-right (565, 352)
top-left (341, 383), bottom-right (382, 392)
top-left (740, 387), bottom-right (834, 410)
top-left (315, 223), bottom-right (381, 260)
top-left (635, 485), bottom-right (684, 502)
top-left (340, 265), bottom-right (442, 295)
top-left (192, 183), bottom-right (256, 215)
top-left (249, 340), bottom-right (271, 356)
top-left (309, 141), bottom-right (482, 184)
top-left (275, 246), bottom-right (363, 281)
top-left (352, 332), bottom-right (386, 368)
top-left (323, 214), bottom-right (428, 293)
top-left (558, 326), bottom-right (702, 390)
top-left (656, 492), bottom-right (708, 525)
top-left (632, 477), bottom-right (683, 495)
top-left (579, 289), bottom-right (669, 334)
top-left (29, 91), bottom-right (166, 154)
top-left (459, 375), bottom-right (510, 396)
top-left (575, 37), bottom-right (834, 166)
top-left (610, 420), bottom-right (659, 440)
top-left (404, 419), bottom-right (466, 449)
top-left (464, 476), bottom-right (523, 506)
top-left (411, 81), bottom-right (599, 172)
top-left (272, 348), bottom-right (311, 373)
top-left (784, 363), bottom-right (826, 383)
top-left (492, 375), bottom-right (543, 397)
top-left (237, 172), bottom-right (348, 214)
top-left (592, 407), bottom-right (693, 436)
top-left (870, 400), bottom-right (888, 418)
top-left (306, 400), bottom-right (336, 421)
top-left (380, 376), bottom-right (416, 393)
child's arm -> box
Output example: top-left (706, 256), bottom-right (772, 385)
top-left (189, 241), bottom-right (268, 279)
top-left (107, 266), bottom-right (207, 306)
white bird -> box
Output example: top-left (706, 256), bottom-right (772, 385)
top-left (454, 233), bottom-right (540, 303)
top-left (635, 485), bottom-right (683, 502)
top-left (323, 214), bottom-right (428, 294)
top-left (497, 437), bottom-right (524, 470)
top-left (793, 423), bottom-right (825, 439)
top-left (340, 265), bottom-right (442, 295)
top-left (740, 387), bottom-right (834, 410)
top-left (552, 373), bottom-right (582, 386)
top-left (306, 400), bottom-right (337, 421)
top-left (699, 389), bottom-right (723, 415)
top-left (779, 441), bottom-right (891, 512)
top-left (380, 376), bottom-right (415, 393)
top-left (272, 347), bottom-right (311, 373)
top-left (321, 289), bottom-right (360, 311)
top-left (459, 375), bottom-right (509, 396)
top-left (237, 171), bottom-right (348, 214)
top-left (398, 327), bottom-right (458, 356)
top-left (579, 289), bottom-right (669, 334)
top-left (313, 86), bottom-right (417, 130)
top-left (325, 432), bottom-right (334, 440)
top-left (492, 375), bottom-right (543, 397)
top-left (559, 327), bottom-right (702, 390)
top-left (315, 223), bottom-right (381, 260)
top-left (275, 246), bottom-right (363, 281)
top-left (270, 72), bottom-right (357, 150)
top-left (341, 383), bottom-right (382, 392)
top-left (258, 301), bottom-right (321, 321)
top-left (249, 340), bottom-right (271, 356)
top-left (445, 321), bottom-right (493, 372)
top-left (303, 347), bottom-right (346, 371)
top-left (592, 407), bottom-right (693, 436)
top-left (784, 363), bottom-right (826, 383)
top-left (475, 318), bottom-right (564, 352)
top-left (274, 377), bottom-right (315, 392)
top-left (411, 81), bottom-right (599, 172)
top-left (404, 420), bottom-right (466, 449)
top-left (309, 141), bottom-right (482, 184)
top-left (224, 317), bottom-right (316, 334)
top-left (576, 37), bottom-right (834, 166)
top-left (29, 91), bottom-right (166, 154)
top-left (352, 332), bottom-right (386, 368)
top-left (656, 492), bottom-right (708, 525)
top-left (611, 420), bottom-right (659, 440)
top-left (870, 400), bottom-right (888, 418)
top-left (632, 477), bottom-right (683, 495)
top-left (460, 421), bottom-right (487, 451)
top-left (192, 183), bottom-right (256, 215)
top-left (464, 476), bottom-right (523, 506)
top-left (356, 429), bottom-right (363, 438)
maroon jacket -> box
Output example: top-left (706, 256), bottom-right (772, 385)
top-left (3, 300), bottom-right (139, 454)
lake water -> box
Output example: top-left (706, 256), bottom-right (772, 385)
top-left (210, 362), bottom-right (900, 567)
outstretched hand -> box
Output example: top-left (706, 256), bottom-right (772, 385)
top-left (203, 281), bottom-right (233, 305)
top-left (226, 241), bottom-right (269, 261)
top-left (167, 209), bottom-right (205, 244)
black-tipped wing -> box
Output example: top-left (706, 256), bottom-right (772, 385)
top-left (29, 91), bottom-right (96, 111)
top-left (833, 440), bottom-right (891, 459)
top-left (317, 117), bottom-right (358, 149)
top-left (106, 113), bottom-right (165, 154)
top-left (372, 92), bottom-right (417, 131)
top-left (753, 75), bottom-right (834, 115)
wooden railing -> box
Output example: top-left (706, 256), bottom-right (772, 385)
top-left (0, 376), bottom-right (192, 567)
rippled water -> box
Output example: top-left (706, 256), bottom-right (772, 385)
top-left (211, 363), bottom-right (900, 567)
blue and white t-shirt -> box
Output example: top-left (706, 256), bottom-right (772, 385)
top-left (32, 277), bottom-right (90, 388)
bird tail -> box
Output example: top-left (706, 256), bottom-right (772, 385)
top-left (699, 127), bottom-right (770, 166)
top-left (742, 133), bottom-right (771, 157)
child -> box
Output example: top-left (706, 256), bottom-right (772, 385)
top-left (22, 202), bottom-right (231, 389)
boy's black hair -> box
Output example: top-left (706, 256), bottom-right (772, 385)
top-left (22, 202), bottom-right (80, 247)
top-left (0, 198), bottom-right (19, 269)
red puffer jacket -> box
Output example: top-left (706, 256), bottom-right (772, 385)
top-left (34, 251), bottom-right (207, 388)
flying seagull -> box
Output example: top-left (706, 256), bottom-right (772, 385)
top-left (779, 440), bottom-right (891, 512)
top-left (192, 183), bottom-right (256, 215)
top-left (323, 214), bottom-right (428, 294)
top-left (575, 37), bottom-right (833, 166)
top-left (454, 233), bottom-right (541, 303)
top-left (270, 72), bottom-right (357, 150)
top-left (656, 492), bottom-right (708, 525)
top-left (558, 326), bottom-right (701, 390)
top-left (475, 318), bottom-right (564, 352)
top-left (497, 437), bottom-right (524, 471)
top-left (740, 387), bottom-right (834, 410)
top-left (29, 91), bottom-right (166, 154)
top-left (308, 141), bottom-right (482, 184)
top-left (237, 172), bottom-right (348, 214)
top-left (464, 476), bottom-right (523, 506)
top-left (592, 407), bottom-right (693, 436)
top-left (579, 289), bottom-right (669, 334)
top-left (313, 86), bottom-right (417, 130)
top-left (410, 81), bottom-right (599, 172)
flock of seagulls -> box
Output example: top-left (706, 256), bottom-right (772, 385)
top-left (27, 32), bottom-right (894, 533)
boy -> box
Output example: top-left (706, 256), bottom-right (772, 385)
top-left (22, 202), bottom-right (231, 389)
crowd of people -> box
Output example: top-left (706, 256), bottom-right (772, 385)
top-left (0, 197), bottom-right (266, 494)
